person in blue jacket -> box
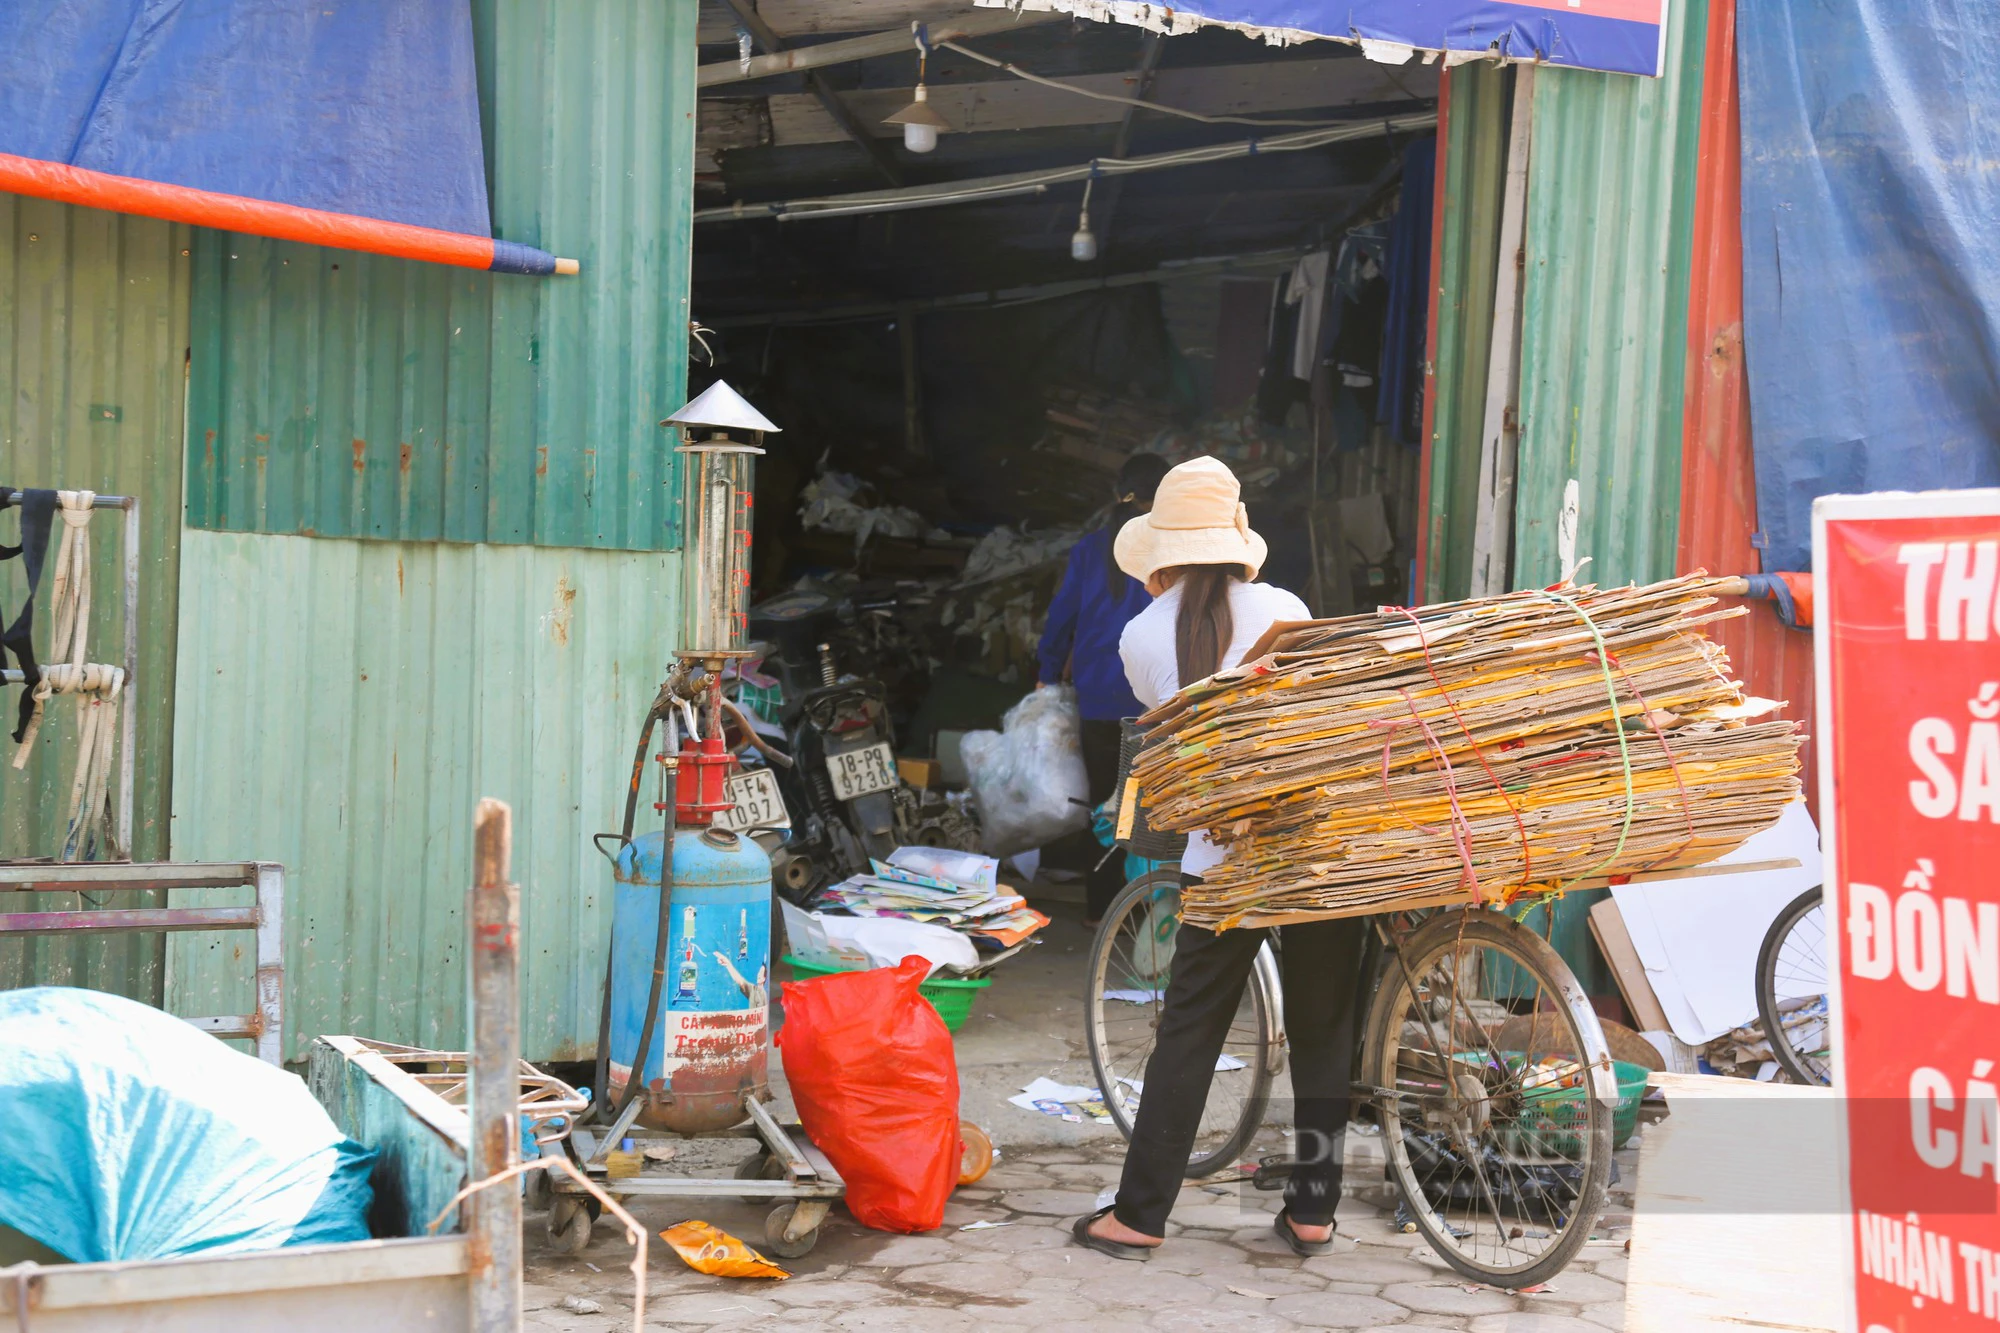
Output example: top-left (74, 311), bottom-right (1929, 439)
top-left (1037, 452), bottom-right (1171, 924)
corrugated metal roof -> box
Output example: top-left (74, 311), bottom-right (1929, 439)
top-left (166, 529), bottom-right (679, 1062)
top-left (1511, 0), bottom-right (1710, 589)
top-left (182, 0), bottom-right (699, 552)
top-left (0, 199), bottom-right (188, 1001)
top-left (1676, 0), bottom-right (1818, 810)
top-left (1420, 60), bottom-right (1508, 603)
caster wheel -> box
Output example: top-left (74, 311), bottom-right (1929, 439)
top-left (525, 1168), bottom-right (553, 1210)
top-left (733, 1150), bottom-right (784, 1204)
top-left (763, 1203), bottom-right (819, 1259)
top-left (958, 1121), bottom-right (993, 1186)
top-left (547, 1196), bottom-right (593, 1255)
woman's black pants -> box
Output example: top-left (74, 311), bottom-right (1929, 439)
top-left (1111, 888), bottom-right (1370, 1237)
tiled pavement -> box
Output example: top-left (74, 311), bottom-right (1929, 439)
top-left (521, 1136), bottom-right (1632, 1331)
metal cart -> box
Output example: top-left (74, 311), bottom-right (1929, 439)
top-left (542, 1091), bottom-right (845, 1259)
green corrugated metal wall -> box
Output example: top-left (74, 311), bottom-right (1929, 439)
top-left (183, 0), bottom-right (698, 552)
top-left (0, 201), bottom-right (188, 1001)
top-left (1489, 0), bottom-right (1711, 999)
top-left (1511, 0), bottom-right (1709, 589)
top-left (1422, 62), bottom-right (1510, 604)
top-left (167, 531), bottom-right (679, 1061)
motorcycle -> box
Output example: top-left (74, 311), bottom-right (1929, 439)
top-left (732, 593), bottom-right (902, 901)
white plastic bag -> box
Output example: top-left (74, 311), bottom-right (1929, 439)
top-left (961, 685), bottom-right (1091, 858)
top-left (779, 900), bottom-right (979, 976)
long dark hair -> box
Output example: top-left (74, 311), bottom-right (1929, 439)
top-left (1106, 453), bottom-right (1171, 600)
top-left (1172, 563), bottom-right (1241, 684)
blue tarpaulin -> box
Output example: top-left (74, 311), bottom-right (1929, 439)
top-left (0, 0), bottom-right (490, 237)
top-left (1737, 0), bottom-right (2000, 573)
top-left (0, 988), bottom-right (375, 1263)
top-left (982, 0), bottom-right (1670, 77)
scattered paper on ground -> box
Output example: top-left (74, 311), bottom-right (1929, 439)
top-left (659, 1220), bottom-right (791, 1279)
top-left (1102, 988), bottom-right (1162, 1004)
top-left (557, 1296), bottom-right (603, 1314)
top-left (959, 1220), bottom-right (1012, 1230)
top-left (1007, 1076), bottom-right (1102, 1118)
top-left (1227, 1286), bottom-right (1277, 1300)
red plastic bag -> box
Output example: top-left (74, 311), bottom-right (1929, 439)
top-left (776, 955), bottom-right (959, 1232)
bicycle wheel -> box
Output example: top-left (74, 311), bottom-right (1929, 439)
top-left (1757, 886), bottom-right (1831, 1086)
top-left (1085, 868), bottom-right (1279, 1177)
top-left (1362, 910), bottom-right (1613, 1287)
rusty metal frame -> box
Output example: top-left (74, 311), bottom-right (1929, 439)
top-left (0, 860), bottom-right (284, 1064)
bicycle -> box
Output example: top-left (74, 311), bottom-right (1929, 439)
top-left (1754, 885), bottom-right (1832, 1086)
top-left (1086, 866), bottom-right (1621, 1288)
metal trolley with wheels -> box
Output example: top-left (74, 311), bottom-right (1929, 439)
top-left (539, 1092), bottom-right (845, 1260)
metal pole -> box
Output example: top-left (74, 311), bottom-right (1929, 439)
top-left (468, 799), bottom-right (522, 1333)
top-left (119, 497), bottom-right (139, 856)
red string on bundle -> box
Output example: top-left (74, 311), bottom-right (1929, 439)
top-left (1387, 607), bottom-right (1537, 888)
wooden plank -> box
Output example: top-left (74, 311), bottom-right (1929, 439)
top-left (719, 0), bottom-right (905, 184)
top-left (750, 57), bottom-right (1438, 146)
top-left (1587, 897), bottom-right (1672, 1033)
top-left (698, 98), bottom-right (774, 158)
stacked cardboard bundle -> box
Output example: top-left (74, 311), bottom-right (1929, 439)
top-left (1133, 577), bottom-right (1802, 930)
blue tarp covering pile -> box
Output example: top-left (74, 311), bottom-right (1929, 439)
top-left (0, 0), bottom-right (490, 235)
top-left (0, 987), bottom-right (375, 1263)
top-left (1738, 0), bottom-right (2000, 572)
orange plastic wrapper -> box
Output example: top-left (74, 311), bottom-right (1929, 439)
top-left (658, 1220), bottom-right (791, 1280)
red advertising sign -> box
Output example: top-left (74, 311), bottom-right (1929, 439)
top-left (1817, 491), bottom-right (2000, 1332)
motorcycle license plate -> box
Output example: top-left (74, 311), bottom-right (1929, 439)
top-left (828, 741), bottom-right (898, 801)
top-left (714, 768), bottom-right (790, 832)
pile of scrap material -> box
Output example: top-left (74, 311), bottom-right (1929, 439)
top-left (809, 847), bottom-right (1050, 963)
top-left (1133, 576), bottom-right (1803, 930)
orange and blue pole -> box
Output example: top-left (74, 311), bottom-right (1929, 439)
top-left (0, 152), bottom-right (577, 275)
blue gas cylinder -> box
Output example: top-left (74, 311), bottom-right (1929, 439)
top-left (609, 826), bottom-right (773, 1133)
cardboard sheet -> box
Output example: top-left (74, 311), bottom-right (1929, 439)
top-left (1609, 801), bottom-right (1822, 1046)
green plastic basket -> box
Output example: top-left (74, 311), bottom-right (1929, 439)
top-left (781, 954), bottom-right (991, 1032)
top-left (1502, 1057), bottom-right (1651, 1157)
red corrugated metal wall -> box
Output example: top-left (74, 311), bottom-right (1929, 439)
top-left (1677, 0), bottom-right (1819, 810)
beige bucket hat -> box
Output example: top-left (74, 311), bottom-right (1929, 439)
top-left (1113, 455), bottom-right (1267, 584)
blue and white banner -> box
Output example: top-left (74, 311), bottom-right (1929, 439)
top-left (980, 0), bottom-right (1671, 78)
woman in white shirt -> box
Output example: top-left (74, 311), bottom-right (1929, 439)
top-left (1074, 455), bottom-right (1371, 1262)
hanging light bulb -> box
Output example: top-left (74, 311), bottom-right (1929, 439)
top-left (885, 30), bottom-right (951, 154)
top-left (1070, 178), bottom-right (1098, 262)
top-left (885, 84), bottom-right (949, 153)
top-left (1070, 210), bottom-right (1098, 262)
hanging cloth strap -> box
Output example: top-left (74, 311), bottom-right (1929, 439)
top-left (12, 491), bottom-right (98, 763)
top-left (1, 488), bottom-right (58, 742)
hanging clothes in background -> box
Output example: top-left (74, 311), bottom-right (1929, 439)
top-left (1256, 283), bottom-right (1307, 425)
top-left (1286, 251), bottom-right (1331, 381)
top-left (1320, 226), bottom-right (1389, 449)
top-left (0, 489), bottom-right (56, 742)
top-left (1378, 137), bottom-right (1437, 445)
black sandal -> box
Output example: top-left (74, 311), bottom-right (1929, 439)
top-left (1272, 1207), bottom-right (1336, 1257)
top-left (1070, 1205), bottom-right (1155, 1262)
